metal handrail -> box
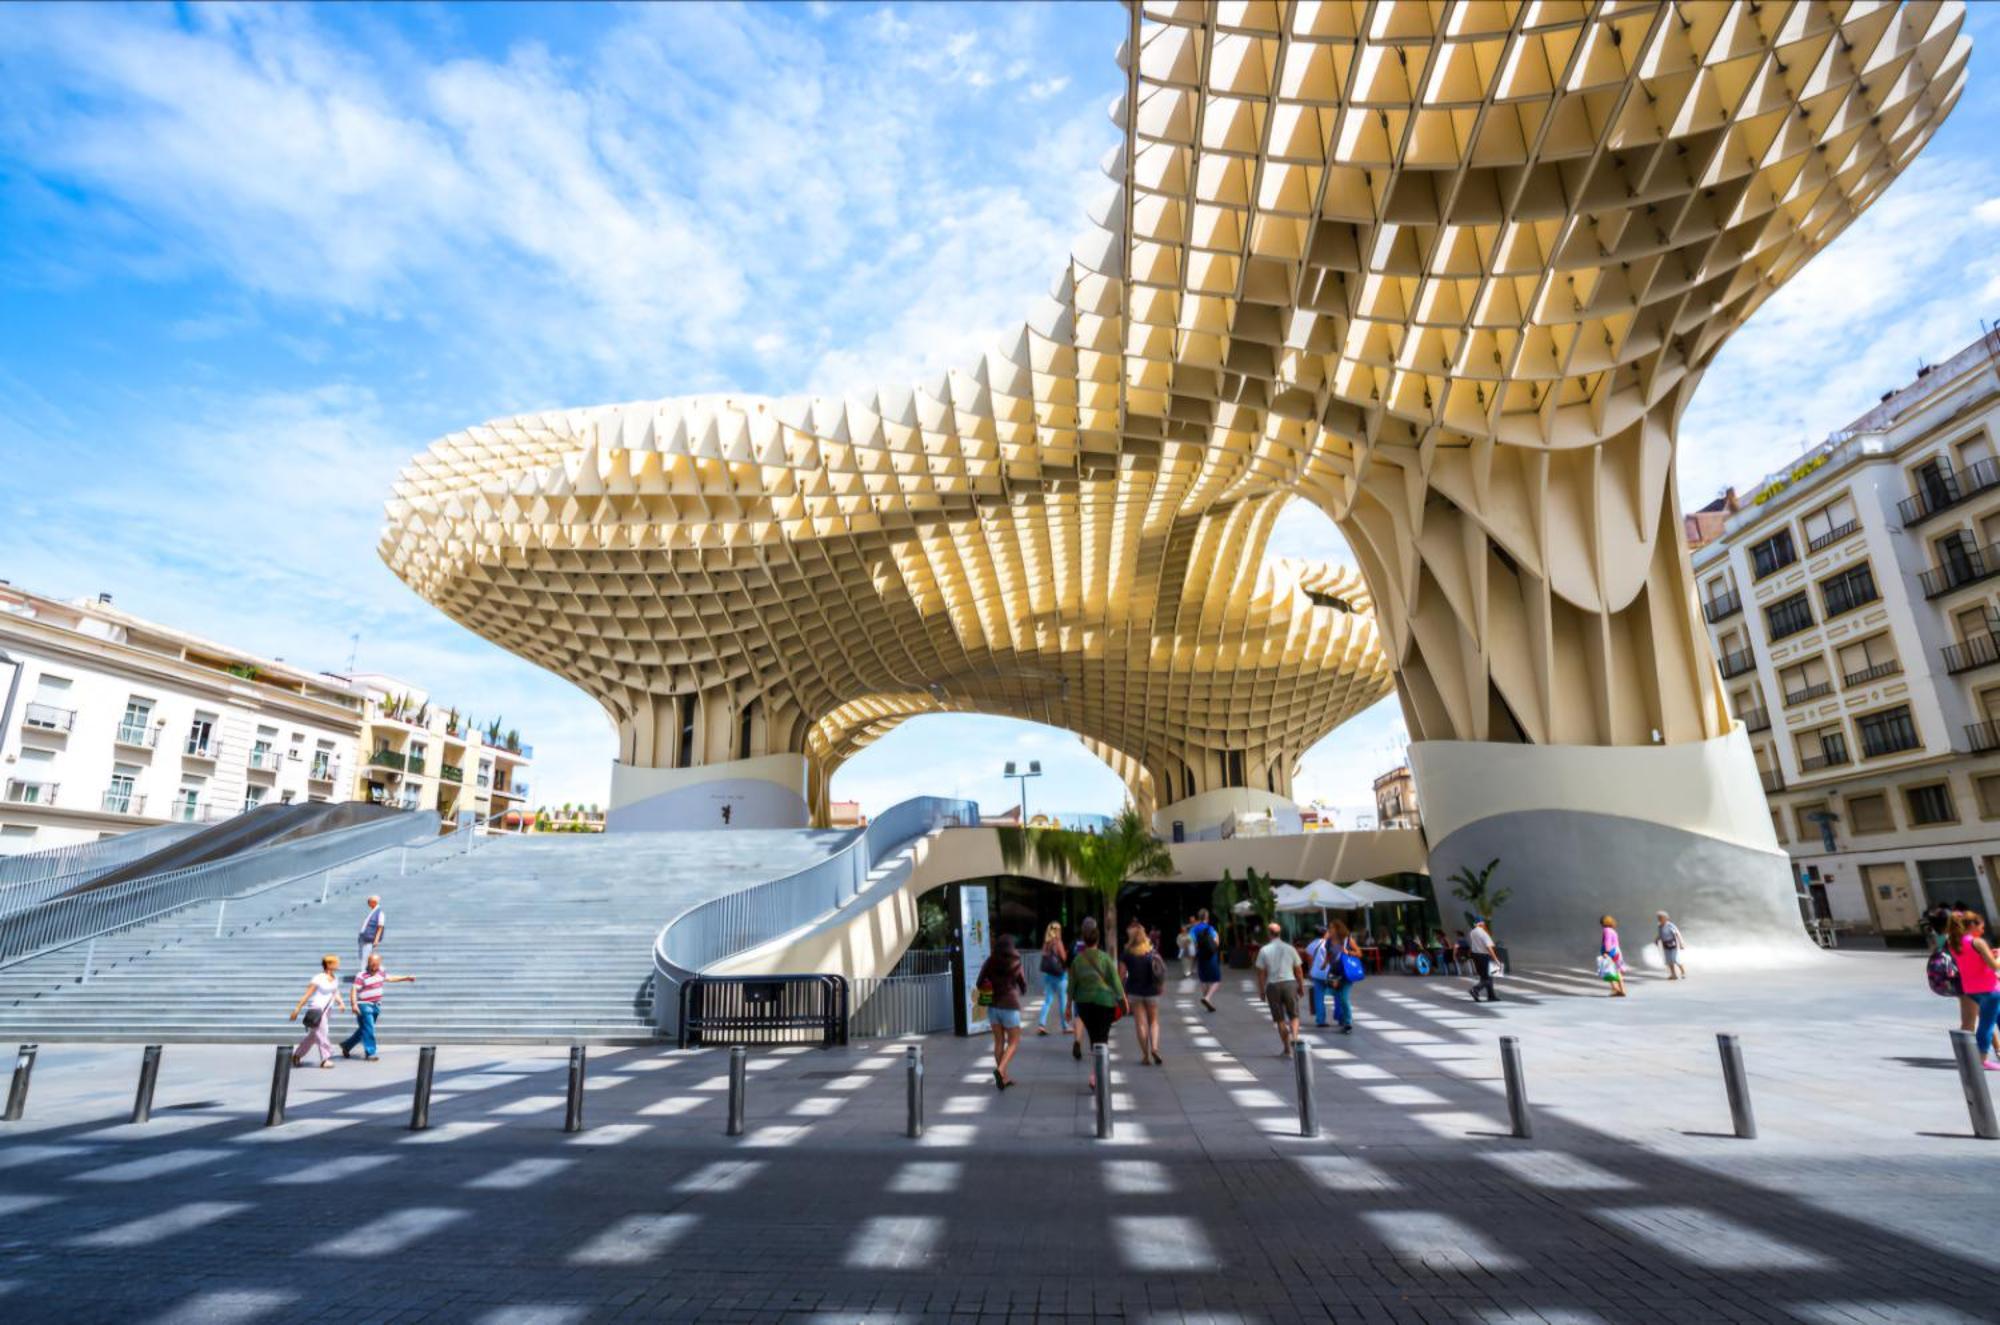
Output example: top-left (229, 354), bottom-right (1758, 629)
top-left (650, 796), bottom-right (978, 1034)
top-left (0, 812), bottom-right (443, 968)
top-left (22, 702), bottom-right (75, 732)
top-left (0, 820), bottom-right (201, 889)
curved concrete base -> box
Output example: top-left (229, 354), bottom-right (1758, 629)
top-left (1413, 730), bottom-right (1817, 971)
top-left (608, 753), bottom-right (810, 832)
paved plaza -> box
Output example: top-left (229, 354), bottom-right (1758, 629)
top-left (1, 951), bottom-right (1996, 1323)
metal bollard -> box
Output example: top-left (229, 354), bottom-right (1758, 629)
top-left (5, 1044), bottom-right (38, 1122)
top-left (1950, 1029), bottom-right (2000, 1140)
top-left (265, 1046), bottom-right (292, 1127)
top-left (130, 1045), bottom-right (163, 1124)
top-left (1717, 1033), bottom-right (1757, 1139)
top-left (905, 1044), bottom-right (924, 1139)
top-left (410, 1045), bottom-right (437, 1131)
top-left (564, 1044), bottom-right (587, 1134)
top-left (1500, 1035), bottom-right (1532, 1139)
top-left (726, 1045), bottom-right (747, 1137)
top-left (1093, 1043), bottom-right (1114, 1139)
top-left (1294, 1039), bottom-right (1319, 1137)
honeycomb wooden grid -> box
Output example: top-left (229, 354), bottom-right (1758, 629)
top-left (382, 0), bottom-right (1968, 822)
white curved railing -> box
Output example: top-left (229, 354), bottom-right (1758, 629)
top-left (651, 796), bottom-right (977, 1034)
top-left (0, 821), bottom-right (203, 894)
top-left (0, 812), bottom-right (448, 968)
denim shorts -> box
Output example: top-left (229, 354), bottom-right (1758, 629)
top-left (988, 1007), bottom-right (1022, 1029)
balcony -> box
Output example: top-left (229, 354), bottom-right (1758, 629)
top-left (492, 783), bottom-right (527, 800)
top-left (1920, 541), bottom-right (2000, 598)
top-left (1860, 727), bottom-right (1922, 759)
top-left (368, 748), bottom-right (407, 773)
top-left (1718, 648), bottom-right (1757, 679)
top-left (172, 799), bottom-right (207, 824)
top-left (441, 763), bottom-right (464, 783)
top-left (1702, 589), bottom-right (1742, 623)
top-left (1968, 721), bottom-right (2000, 754)
top-left (1806, 519), bottom-right (1861, 553)
top-left (114, 722), bottom-right (160, 749)
top-left (1739, 707), bottom-right (1771, 733)
top-left (22, 703), bottom-right (75, 733)
top-left (4, 779), bottom-right (57, 805)
top-left (1943, 632), bottom-right (2000, 675)
top-left (1759, 768), bottom-right (1785, 794)
top-left (184, 736), bottom-right (223, 761)
top-left (1784, 681), bottom-right (1833, 707)
top-left (246, 747), bottom-right (283, 774)
top-left (1799, 744), bottom-right (1852, 773)
top-left (308, 762), bottom-right (337, 784)
top-left (101, 789), bottom-right (146, 815)
top-left (1843, 660), bottom-right (1902, 687)
top-left (1898, 458), bottom-right (2000, 526)
top-left (405, 757), bottom-right (427, 777)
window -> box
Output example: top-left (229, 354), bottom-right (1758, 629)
top-left (1765, 592), bottom-right (1814, 640)
top-left (1779, 657), bottom-right (1830, 705)
top-left (1797, 727), bottom-right (1850, 770)
top-left (1803, 496), bottom-right (1858, 550)
top-left (175, 785), bottom-right (202, 822)
top-left (1750, 530), bottom-right (1797, 579)
top-left (1845, 792), bottom-right (1894, 834)
top-left (118, 698), bottom-right (155, 746)
top-left (1819, 563), bottom-right (1878, 618)
top-left (0, 825), bottom-right (36, 845)
top-left (1858, 705), bottom-right (1920, 758)
top-left (1976, 773), bottom-right (2000, 819)
top-left (1793, 802), bottom-right (1830, 841)
top-left (186, 714), bottom-right (217, 757)
top-left (244, 784), bottom-right (267, 811)
top-left (1838, 634), bottom-right (1899, 686)
top-left (1906, 783), bottom-right (1957, 826)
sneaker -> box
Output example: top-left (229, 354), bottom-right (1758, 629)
top-left (1339, 1024), bottom-right (1353, 1035)
top-left (341, 1045), bottom-right (353, 1059)
top-left (1072, 1040), bottom-right (1082, 1061)
top-left (1201, 996), bottom-right (1216, 1012)
top-left (364, 1055), bottom-right (380, 1062)
top-left (1985, 1061), bottom-right (2000, 1073)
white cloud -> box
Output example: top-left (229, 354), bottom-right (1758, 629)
top-left (1027, 76), bottom-right (1071, 101)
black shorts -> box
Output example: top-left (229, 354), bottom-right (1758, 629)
top-left (1076, 1002), bottom-right (1117, 1046)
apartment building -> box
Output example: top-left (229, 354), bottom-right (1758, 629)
top-left (337, 672), bottom-right (532, 826)
top-left (0, 584), bottom-right (365, 855)
top-left (1692, 328), bottom-right (2000, 937)
top-left (1373, 765), bottom-right (1420, 831)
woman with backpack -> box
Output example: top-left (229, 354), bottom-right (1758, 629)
top-left (1036, 922), bottom-right (1070, 1037)
top-left (976, 934), bottom-right (1028, 1089)
top-left (1190, 908), bottom-right (1223, 1011)
top-left (1950, 911), bottom-right (2000, 1069)
top-left (1120, 928), bottom-right (1168, 1065)
top-left (1315, 920), bottom-right (1363, 1033)
top-left (1065, 917), bottom-right (1125, 1091)
top-left (288, 953), bottom-right (343, 1069)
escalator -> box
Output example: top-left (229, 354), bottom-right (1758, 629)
top-left (61, 801), bottom-right (407, 897)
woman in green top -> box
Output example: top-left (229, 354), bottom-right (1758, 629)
top-left (1064, 917), bottom-right (1125, 1093)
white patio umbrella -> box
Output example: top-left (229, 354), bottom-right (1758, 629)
top-left (1277, 879), bottom-right (1367, 929)
top-left (1345, 880), bottom-right (1426, 906)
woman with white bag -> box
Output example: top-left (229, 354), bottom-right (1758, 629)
top-left (1597, 916), bottom-right (1628, 997)
top-left (1656, 911), bottom-right (1687, 980)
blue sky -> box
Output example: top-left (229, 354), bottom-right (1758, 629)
top-left (2, 2), bottom-right (1997, 824)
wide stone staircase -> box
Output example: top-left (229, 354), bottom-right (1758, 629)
top-left (0, 828), bottom-right (851, 1045)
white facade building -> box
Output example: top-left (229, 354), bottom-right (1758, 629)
top-left (1692, 328), bottom-right (2000, 937)
top-left (0, 584), bottom-right (365, 856)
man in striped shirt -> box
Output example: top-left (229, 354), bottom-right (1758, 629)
top-left (341, 952), bottom-right (416, 1061)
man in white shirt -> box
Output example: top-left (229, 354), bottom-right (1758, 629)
top-left (1467, 920), bottom-right (1499, 1003)
top-left (1253, 923), bottom-right (1305, 1057)
top-left (358, 895), bottom-right (387, 969)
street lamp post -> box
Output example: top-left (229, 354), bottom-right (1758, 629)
top-left (1003, 760), bottom-right (1042, 823)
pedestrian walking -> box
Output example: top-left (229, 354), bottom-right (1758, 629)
top-left (341, 952), bottom-right (416, 1061)
top-left (358, 894), bottom-right (387, 968)
top-left (289, 954), bottom-right (344, 1069)
top-left (1191, 908), bottom-right (1223, 1011)
top-left (1656, 911), bottom-right (1687, 980)
top-left (1254, 922), bottom-right (1304, 1056)
top-left (1175, 922), bottom-right (1194, 979)
top-left (1598, 915), bottom-right (1628, 997)
top-left (1467, 919), bottom-right (1499, 1002)
top-left (976, 934), bottom-right (1028, 1089)
top-left (1951, 904), bottom-right (1981, 1033)
top-left (1951, 911), bottom-right (2000, 1070)
top-left (1310, 922), bottom-right (1361, 1033)
top-left (1120, 928), bottom-right (1167, 1065)
top-left (1036, 922), bottom-right (1070, 1037)
top-left (1065, 918), bottom-right (1125, 1092)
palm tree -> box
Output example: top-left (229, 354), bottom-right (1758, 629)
top-left (1246, 867), bottom-right (1276, 928)
top-left (996, 804), bottom-right (1175, 948)
top-left (1446, 858), bottom-right (1510, 929)
top-left (1212, 871), bottom-right (1240, 945)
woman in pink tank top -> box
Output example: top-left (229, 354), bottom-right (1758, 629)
top-left (1951, 913), bottom-right (2000, 1070)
